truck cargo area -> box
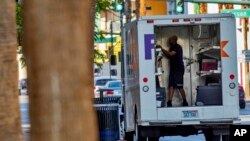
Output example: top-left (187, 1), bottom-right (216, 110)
top-left (155, 24), bottom-right (222, 108)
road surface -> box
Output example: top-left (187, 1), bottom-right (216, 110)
top-left (19, 95), bottom-right (250, 141)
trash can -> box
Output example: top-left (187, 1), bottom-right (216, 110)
top-left (94, 96), bottom-right (121, 104)
top-left (94, 97), bottom-right (121, 141)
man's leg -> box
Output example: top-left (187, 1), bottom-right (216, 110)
top-left (167, 72), bottom-right (175, 107)
top-left (168, 86), bottom-right (174, 101)
top-left (178, 88), bottom-right (188, 106)
top-left (176, 69), bottom-right (188, 106)
top-left (179, 88), bottom-right (186, 100)
top-left (167, 86), bottom-right (174, 107)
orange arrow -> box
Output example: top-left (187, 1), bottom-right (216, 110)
top-left (221, 40), bottom-right (229, 57)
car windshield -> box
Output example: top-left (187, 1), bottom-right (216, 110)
top-left (96, 79), bottom-right (115, 86)
top-left (108, 81), bottom-right (121, 88)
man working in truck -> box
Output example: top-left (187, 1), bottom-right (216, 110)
top-left (160, 35), bottom-right (188, 107)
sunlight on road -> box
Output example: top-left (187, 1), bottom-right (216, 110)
top-left (160, 134), bottom-right (205, 141)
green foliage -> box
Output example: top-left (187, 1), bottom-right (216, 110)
top-left (94, 0), bottom-right (112, 41)
top-left (94, 0), bottom-right (112, 67)
top-left (16, 2), bottom-right (23, 46)
top-left (16, 2), bottom-right (25, 68)
top-left (96, 0), bottom-right (113, 13)
top-left (94, 49), bottom-right (106, 68)
top-left (16, 1), bottom-right (111, 67)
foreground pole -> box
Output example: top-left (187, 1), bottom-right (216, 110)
top-left (23, 0), bottom-right (97, 141)
top-left (0, 0), bottom-right (23, 141)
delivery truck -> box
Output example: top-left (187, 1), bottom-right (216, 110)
top-left (122, 14), bottom-right (239, 141)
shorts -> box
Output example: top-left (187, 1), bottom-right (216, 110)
top-left (168, 69), bottom-right (184, 89)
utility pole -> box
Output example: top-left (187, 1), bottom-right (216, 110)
top-left (125, 0), bottom-right (132, 22)
top-left (121, 0), bottom-right (125, 96)
top-left (242, 4), bottom-right (249, 97)
top-left (110, 21), bottom-right (113, 79)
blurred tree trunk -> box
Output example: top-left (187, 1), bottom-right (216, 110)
top-left (0, 0), bottom-right (23, 141)
top-left (23, 0), bottom-right (97, 141)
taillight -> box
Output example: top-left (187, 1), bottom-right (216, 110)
top-left (143, 77), bottom-right (148, 83)
top-left (106, 91), bottom-right (114, 95)
top-left (94, 86), bottom-right (96, 90)
top-left (172, 19), bottom-right (179, 22)
top-left (183, 18), bottom-right (190, 22)
top-left (195, 18), bottom-right (202, 21)
top-left (147, 19), bottom-right (154, 24)
top-left (230, 74), bottom-right (235, 80)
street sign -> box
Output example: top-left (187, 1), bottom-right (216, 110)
top-left (242, 50), bottom-right (250, 55)
top-left (95, 37), bottom-right (117, 43)
top-left (221, 9), bottom-right (250, 18)
top-left (243, 57), bottom-right (250, 62)
top-left (242, 50), bottom-right (250, 62)
top-left (187, 0), bottom-right (250, 5)
top-left (168, 0), bottom-right (250, 5)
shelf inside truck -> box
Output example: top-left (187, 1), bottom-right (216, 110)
top-left (197, 46), bottom-right (220, 59)
top-left (197, 71), bottom-right (221, 77)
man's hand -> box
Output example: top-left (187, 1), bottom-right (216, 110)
top-left (161, 48), bottom-right (170, 57)
top-left (161, 48), bottom-right (176, 57)
top-left (155, 45), bottom-right (162, 49)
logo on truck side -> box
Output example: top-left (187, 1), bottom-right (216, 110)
top-left (144, 34), bottom-right (155, 60)
top-left (221, 40), bottom-right (229, 57)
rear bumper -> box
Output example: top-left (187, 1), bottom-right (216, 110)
top-left (139, 118), bottom-right (241, 126)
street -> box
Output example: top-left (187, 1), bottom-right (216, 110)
top-left (19, 94), bottom-right (250, 141)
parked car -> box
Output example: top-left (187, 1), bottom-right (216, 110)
top-left (94, 76), bottom-right (117, 98)
top-left (239, 84), bottom-right (246, 109)
top-left (100, 80), bottom-right (122, 97)
top-left (20, 78), bottom-right (27, 89)
top-left (19, 78), bottom-right (28, 95)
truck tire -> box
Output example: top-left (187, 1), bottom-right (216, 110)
top-left (203, 129), bottom-right (220, 141)
top-left (124, 131), bottom-right (134, 141)
top-left (148, 137), bottom-right (159, 141)
top-left (212, 135), bottom-right (220, 141)
top-left (136, 126), bottom-right (146, 141)
top-left (222, 135), bottom-right (229, 141)
top-left (124, 131), bottom-right (146, 141)
top-left (240, 101), bottom-right (246, 109)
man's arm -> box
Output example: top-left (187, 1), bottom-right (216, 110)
top-left (161, 48), bottom-right (176, 57)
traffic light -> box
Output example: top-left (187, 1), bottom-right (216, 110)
top-left (114, 0), bottom-right (123, 12)
top-left (176, 0), bottom-right (184, 14)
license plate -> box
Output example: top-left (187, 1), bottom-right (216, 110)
top-left (182, 110), bottom-right (198, 118)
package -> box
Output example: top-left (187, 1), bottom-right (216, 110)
top-left (201, 59), bottom-right (217, 71)
top-left (156, 87), bottom-right (166, 107)
top-left (196, 85), bottom-right (222, 106)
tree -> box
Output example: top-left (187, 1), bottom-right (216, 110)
top-left (0, 0), bottom-right (23, 141)
top-left (17, 0), bottom-right (112, 68)
top-left (23, 0), bottom-right (98, 141)
top-left (94, 0), bottom-right (112, 68)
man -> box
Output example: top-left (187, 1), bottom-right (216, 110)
top-left (161, 35), bottom-right (188, 107)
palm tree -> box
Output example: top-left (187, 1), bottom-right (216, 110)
top-left (23, 0), bottom-right (98, 141)
top-left (0, 0), bottom-right (23, 141)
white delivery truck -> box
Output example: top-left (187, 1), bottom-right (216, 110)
top-left (122, 14), bottom-right (239, 141)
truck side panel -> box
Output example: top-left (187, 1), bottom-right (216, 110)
top-left (123, 22), bottom-right (140, 131)
top-left (138, 21), bottom-right (158, 121)
top-left (220, 17), bottom-right (239, 117)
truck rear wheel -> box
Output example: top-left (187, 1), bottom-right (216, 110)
top-left (148, 137), bottom-right (159, 141)
top-left (124, 126), bottom-right (147, 141)
top-left (222, 135), bottom-right (229, 141)
top-left (136, 125), bottom-right (146, 141)
top-left (203, 129), bottom-right (220, 141)
top-left (124, 131), bottom-right (134, 141)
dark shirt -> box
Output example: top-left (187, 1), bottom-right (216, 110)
top-left (169, 44), bottom-right (184, 71)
